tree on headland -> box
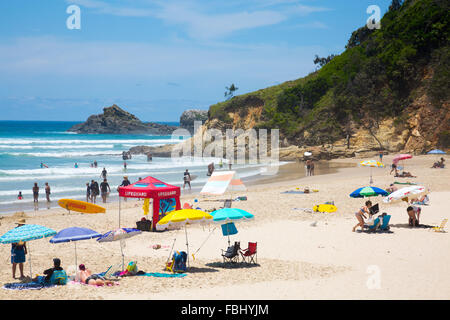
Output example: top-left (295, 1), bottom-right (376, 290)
top-left (224, 84), bottom-right (238, 100)
top-left (389, 0), bottom-right (404, 11)
top-left (313, 54), bottom-right (336, 69)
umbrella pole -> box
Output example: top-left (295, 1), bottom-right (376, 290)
top-left (185, 224), bottom-right (189, 268)
top-left (120, 241), bottom-right (124, 271)
top-left (28, 243), bottom-right (32, 279)
top-left (74, 241), bottom-right (77, 270)
top-left (227, 223), bottom-right (231, 247)
top-left (119, 196), bottom-right (121, 229)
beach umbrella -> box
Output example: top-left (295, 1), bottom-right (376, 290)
top-left (210, 208), bottom-right (254, 246)
top-left (393, 154), bottom-right (412, 163)
top-left (350, 186), bottom-right (388, 198)
top-left (50, 227), bottom-right (102, 268)
top-left (427, 149), bottom-right (446, 154)
top-left (97, 228), bottom-right (142, 271)
top-left (383, 185), bottom-right (427, 204)
top-left (359, 160), bottom-right (385, 185)
top-left (0, 224), bottom-right (57, 277)
top-left (156, 209), bottom-right (213, 268)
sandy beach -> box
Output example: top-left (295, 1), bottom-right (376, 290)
top-left (0, 154), bottom-right (449, 300)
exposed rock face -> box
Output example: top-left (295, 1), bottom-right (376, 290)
top-left (68, 104), bottom-right (178, 134)
top-left (179, 109), bottom-right (208, 134)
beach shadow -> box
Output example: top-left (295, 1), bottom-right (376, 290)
top-left (390, 223), bottom-right (434, 229)
top-left (185, 266), bottom-right (219, 274)
top-left (205, 261), bottom-right (261, 269)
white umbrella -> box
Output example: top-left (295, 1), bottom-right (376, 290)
top-left (383, 186), bottom-right (427, 204)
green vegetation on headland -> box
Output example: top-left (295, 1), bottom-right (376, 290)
top-left (208, 0), bottom-right (450, 150)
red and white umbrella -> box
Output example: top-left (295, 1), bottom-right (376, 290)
top-left (383, 185), bottom-right (427, 204)
top-left (393, 154), bottom-right (412, 164)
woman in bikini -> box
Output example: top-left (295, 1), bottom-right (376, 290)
top-left (352, 200), bottom-right (373, 232)
top-left (76, 264), bottom-right (113, 286)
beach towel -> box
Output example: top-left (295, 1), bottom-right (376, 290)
top-left (136, 272), bottom-right (187, 278)
top-left (282, 191), bottom-right (305, 194)
top-left (3, 277), bottom-right (55, 290)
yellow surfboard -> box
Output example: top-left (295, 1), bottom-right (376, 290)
top-left (58, 199), bottom-right (106, 214)
top-left (313, 204), bottom-right (337, 213)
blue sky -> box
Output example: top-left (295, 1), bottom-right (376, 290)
top-left (0, 0), bottom-right (391, 121)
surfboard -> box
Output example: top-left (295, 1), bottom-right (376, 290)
top-left (58, 199), bottom-right (106, 214)
top-left (313, 204), bottom-right (337, 213)
top-left (189, 174), bottom-right (197, 181)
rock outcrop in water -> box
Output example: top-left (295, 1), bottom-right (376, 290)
top-left (179, 109), bottom-right (208, 134)
top-left (67, 104), bottom-right (178, 134)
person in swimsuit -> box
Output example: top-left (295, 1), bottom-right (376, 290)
top-left (32, 183), bottom-right (39, 203)
top-left (86, 183), bottom-right (91, 202)
top-left (183, 169), bottom-right (191, 190)
top-left (45, 182), bottom-right (51, 203)
top-left (11, 219), bottom-right (27, 279)
top-left (407, 206), bottom-right (421, 227)
top-left (77, 264), bottom-right (113, 286)
top-left (100, 179), bottom-right (111, 203)
top-left (352, 200), bottom-right (373, 232)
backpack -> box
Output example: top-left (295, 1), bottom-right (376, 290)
top-left (50, 269), bottom-right (68, 285)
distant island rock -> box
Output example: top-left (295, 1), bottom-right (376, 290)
top-left (67, 104), bottom-right (178, 134)
top-left (179, 109), bottom-right (208, 134)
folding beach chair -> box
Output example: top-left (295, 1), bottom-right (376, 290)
top-left (367, 218), bottom-right (381, 232)
top-left (221, 241), bottom-right (240, 263)
top-left (221, 199), bottom-right (232, 209)
top-left (102, 263), bottom-right (122, 280)
top-left (431, 219), bottom-right (448, 233)
top-left (240, 242), bottom-right (257, 264)
top-left (379, 215), bottom-right (391, 231)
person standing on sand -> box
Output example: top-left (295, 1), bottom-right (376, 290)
top-left (352, 200), bottom-right (373, 232)
top-left (45, 182), bottom-right (51, 203)
top-left (379, 151), bottom-right (384, 162)
top-left (310, 160), bottom-right (315, 176)
top-left (305, 159), bottom-right (311, 176)
top-left (11, 219), bottom-right (27, 279)
top-left (100, 179), bottom-right (111, 203)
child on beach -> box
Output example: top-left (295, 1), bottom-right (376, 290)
top-left (17, 192), bottom-right (23, 200)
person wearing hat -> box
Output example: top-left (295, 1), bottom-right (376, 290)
top-left (11, 219), bottom-right (27, 279)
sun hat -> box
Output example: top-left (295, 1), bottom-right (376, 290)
top-left (15, 218), bottom-right (26, 225)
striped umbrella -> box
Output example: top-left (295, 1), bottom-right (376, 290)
top-left (383, 185), bottom-right (427, 204)
top-left (350, 186), bottom-right (388, 198)
top-left (0, 224), bottom-right (57, 277)
top-left (359, 160), bottom-right (385, 185)
top-left (97, 228), bottom-right (142, 271)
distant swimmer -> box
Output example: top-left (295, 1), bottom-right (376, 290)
top-left (74, 163), bottom-right (79, 168)
top-left (40, 162), bottom-right (48, 168)
top-left (94, 160), bottom-right (98, 168)
top-left (17, 191), bottom-right (23, 200)
top-left (123, 161), bottom-right (127, 170)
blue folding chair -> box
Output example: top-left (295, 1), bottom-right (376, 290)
top-left (379, 215), bottom-right (391, 231)
top-left (368, 218), bottom-right (380, 232)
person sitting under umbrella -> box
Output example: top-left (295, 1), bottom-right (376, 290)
top-left (40, 258), bottom-right (68, 285)
top-left (76, 264), bottom-right (114, 286)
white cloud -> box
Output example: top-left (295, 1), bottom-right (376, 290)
top-left (66, 0), bottom-right (329, 40)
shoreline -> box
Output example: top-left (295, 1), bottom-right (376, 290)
top-left (0, 159), bottom-right (354, 217)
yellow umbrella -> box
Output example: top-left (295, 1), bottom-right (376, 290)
top-left (156, 209), bottom-right (213, 268)
top-left (359, 160), bottom-right (385, 185)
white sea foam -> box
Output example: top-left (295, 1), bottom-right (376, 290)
top-left (0, 138), bottom-right (182, 145)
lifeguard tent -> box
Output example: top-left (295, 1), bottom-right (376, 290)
top-left (200, 171), bottom-right (246, 196)
top-left (118, 176), bottom-right (181, 230)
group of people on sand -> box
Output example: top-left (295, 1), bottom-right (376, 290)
top-left (352, 199), bottom-right (426, 232)
top-left (390, 163), bottom-right (416, 178)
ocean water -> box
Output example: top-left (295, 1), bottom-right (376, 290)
top-left (0, 121), bottom-right (272, 214)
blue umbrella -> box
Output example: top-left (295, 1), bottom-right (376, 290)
top-left (0, 224), bottom-right (57, 277)
top-left (210, 208), bottom-right (254, 246)
top-left (427, 149), bottom-right (446, 154)
top-left (350, 186), bottom-right (388, 198)
top-left (50, 227), bottom-right (102, 267)
top-left (97, 228), bottom-right (141, 270)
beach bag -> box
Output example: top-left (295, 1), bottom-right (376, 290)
top-left (50, 269), bottom-right (68, 285)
